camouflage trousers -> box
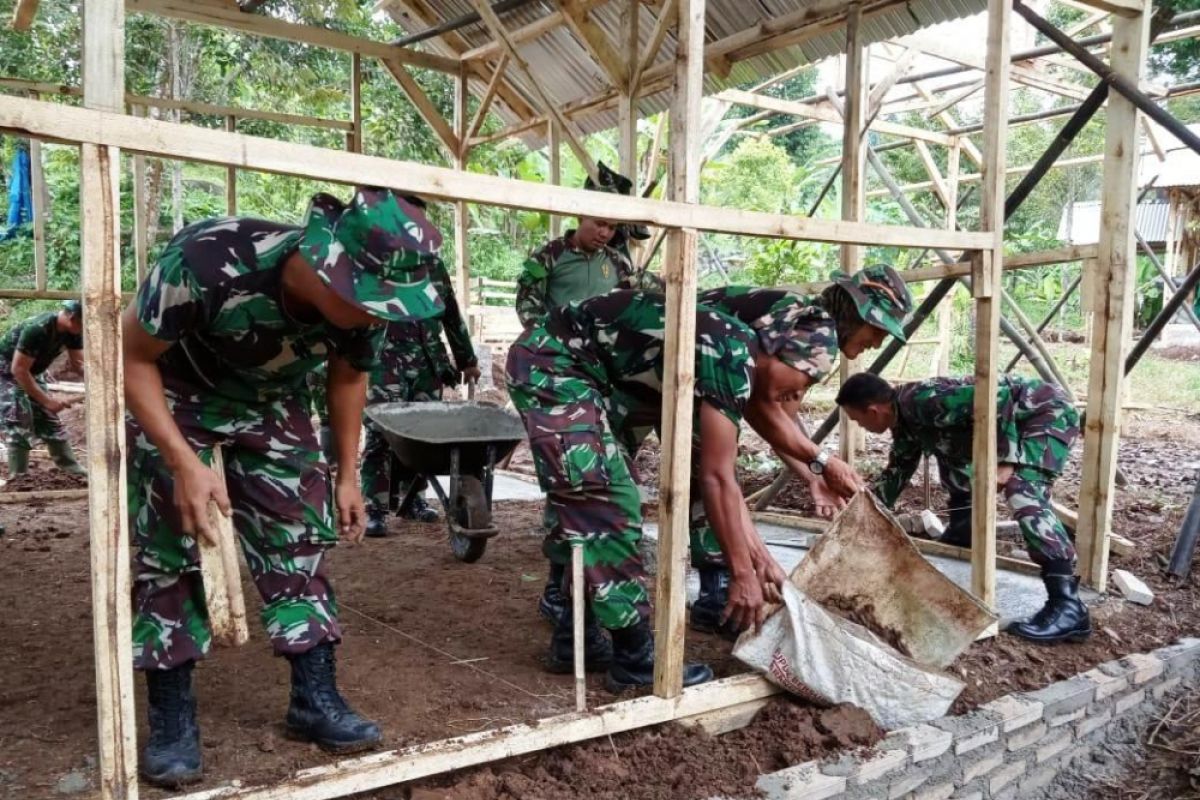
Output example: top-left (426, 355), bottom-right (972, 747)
top-left (127, 377), bottom-right (339, 671)
top-left (936, 459), bottom-right (1075, 567)
top-left (606, 389), bottom-right (725, 569)
top-left (507, 331), bottom-right (649, 631)
top-left (361, 361), bottom-right (443, 513)
top-left (0, 374), bottom-right (68, 449)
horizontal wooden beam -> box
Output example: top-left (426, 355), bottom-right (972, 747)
top-left (0, 76), bottom-right (355, 131)
top-left (0, 97), bottom-right (998, 252)
top-left (0, 488), bottom-right (89, 503)
top-left (866, 153), bottom-right (1104, 198)
top-left (175, 674), bottom-right (778, 800)
top-left (781, 244), bottom-right (1100, 293)
top-left (1065, 0), bottom-right (1144, 16)
top-left (717, 89), bottom-right (957, 146)
top-left (126, 0), bottom-right (460, 73)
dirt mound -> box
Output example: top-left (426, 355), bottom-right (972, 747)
top-left (4, 465), bottom-right (86, 491)
top-left (821, 593), bottom-right (912, 658)
top-left (414, 699), bottom-right (883, 800)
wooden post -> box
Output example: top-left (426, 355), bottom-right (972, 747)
top-left (82, 0), bottom-right (138, 797)
top-left (838, 3), bottom-right (866, 463)
top-left (970, 0), bottom-right (1012, 609)
top-left (571, 545), bottom-right (586, 713)
top-left (933, 138), bottom-right (960, 376)
top-left (29, 92), bottom-right (47, 292)
top-left (454, 70), bottom-right (470, 303)
top-left (652, 0), bottom-right (703, 700)
top-left (225, 115), bottom-right (237, 215)
top-left (132, 104), bottom-right (148, 284)
top-left (349, 52), bottom-right (363, 154)
top-left (548, 119), bottom-right (562, 240)
top-left (1077, 5), bottom-right (1150, 592)
top-left (618, 0), bottom-right (639, 183)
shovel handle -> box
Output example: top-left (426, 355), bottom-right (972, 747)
top-left (466, 377), bottom-right (477, 401)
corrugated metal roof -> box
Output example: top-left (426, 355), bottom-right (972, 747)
top-left (383, 0), bottom-right (986, 149)
top-left (1140, 124), bottom-right (1200, 190)
top-left (1058, 201), bottom-right (1172, 245)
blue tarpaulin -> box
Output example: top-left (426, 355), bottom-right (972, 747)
top-left (1, 142), bottom-right (33, 241)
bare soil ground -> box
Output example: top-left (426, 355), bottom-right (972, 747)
top-left (3, 354), bottom-right (1200, 799)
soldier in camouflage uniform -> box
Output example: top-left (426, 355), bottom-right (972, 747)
top-left (518, 166), bottom-right (664, 622)
top-left (362, 251), bottom-right (480, 536)
top-left (506, 275), bottom-right (910, 689)
top-left (0, 300), bottom-right (87, 476)
top-left (123, 187), bottom-right (445, 787)
top-left (685, 266), bottom-right (914, 635)
top-left (836, 372), bottom-right (1090, 644)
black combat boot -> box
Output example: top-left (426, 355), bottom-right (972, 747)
top-left (399, 490), bottom-right (439, 523)
top-left (364, 505), bottom-right (388, 538)
top-left (689, 568), bottom-right (740, 640)
top-left (285, 643), bottom-right (382, 754)
top-left (939, 494), bottom-right (973, 548)
top-left (1007, 563), bottom-right (1091, 644)
top-left (606, 620), bottom-right (713, 693)
top-left (545, 600), bottom-right (613, 674)
top-left (140, 662), bottom-right (202, 788)
top-left (538, 562), bottom-right (567, 623)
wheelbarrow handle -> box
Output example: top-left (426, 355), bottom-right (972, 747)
top-left (466, 377), bottom-right (476, 401)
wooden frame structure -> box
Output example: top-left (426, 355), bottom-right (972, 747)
top-left (0, 0), bottom-right (1173, 797)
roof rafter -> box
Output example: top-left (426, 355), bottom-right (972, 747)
top-left (557, 0), bottom-right (627, 90)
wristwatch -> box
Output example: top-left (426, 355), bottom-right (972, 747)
top-left (808, 449), bottom-right (831, 475)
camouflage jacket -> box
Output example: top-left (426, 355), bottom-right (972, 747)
top-left (376, 258), bottom-right (476, 385)
top-left (698, 286), bottom-right (839, 384)
top-left (136, 217), bottom-right (382, 404)
top-left (514, 231), bottom-right (662, 328)
top-left (0, 311), bottom-right (82, 377)
top-left (545, 290), bottom-right (755, 426)
top-left (875, 375), bottom-right (1079, 506)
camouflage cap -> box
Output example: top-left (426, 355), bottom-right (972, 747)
top-left (830, 264), bottom-right (913, 342)
top-left (298, 186), bottom-right (445, 323)
top-left (61, 299), bottom-right (82, 319)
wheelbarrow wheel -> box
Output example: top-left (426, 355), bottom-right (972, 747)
top-left (450, 475), bottom-right (490, 563)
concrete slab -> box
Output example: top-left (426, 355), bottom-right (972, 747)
top-left (642, 520), bottom-right (1098, 626)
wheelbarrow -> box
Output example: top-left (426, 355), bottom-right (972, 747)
top-left (364, 401), bottom-right (526, 563)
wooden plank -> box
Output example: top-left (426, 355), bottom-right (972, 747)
top-left (198, 447), bottom-right (250, 647)
top-left (969, 0), bottom-right (1012, 610)
top-left (0, 487), bottom-right (90, 503)
top-left (29, 128), bottom-right (47, 291)
top-left (1068, 0), bottom-right (1144, 16)
top-left (571, 545), bottom-right (586, 712)
top-left (631, 0), bottom-right (676, 95)
top-left (617, 0), bottom-right (639, 183)
top-left (1077, 6), bottom-right (1151, 593)
top-left (864, 153), bottom-right (1105, 198)
top-left (461, 9), bottom-right (570, 60)
top-left (453, 71), bottom-right (470, 302)
top-left (838, 3), bottom-right (866, 466)
top-left (11, 0), bottom-right (39, 30)
top-left (913, 139), bottom-right (949, 207)
top-left (0, 95), bottom-right (998, 251)
top-left (349, 52), bottom-right (362, 154)
top-left (467, 0), bottom-right (598, 181)
top-left (126, 0), bottom-right (459, 73)
top-left (548, 119), bottom-right (562, 239)
top-left (225, 115), bottom-right (237, 214)
top-left (465, 52), bottom-right (509, 143)
top-left (653, 0), bottom-right (704, 701)
top-left (175, 674), bottom-right (775, 800)
top-left (379, 58), bottom-right (459, 161)
top-left (782, 244), bottom-right (1099, 292)
top-left (83, 4), bottom-right (137, 799)
top-left (558, 0), bottom-right (626, 90)
top-left (926, 79), bottom-right (984, 118)
top-left (132, 104), bottom-right (148, 283)
top-left (716, 88), bottom-right (957, 146)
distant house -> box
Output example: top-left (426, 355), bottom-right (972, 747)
top-left (1059, 123), bottom-right (1200, 275)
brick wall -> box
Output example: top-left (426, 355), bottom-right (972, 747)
top-left (754, 637), bottom-right (1200, 800)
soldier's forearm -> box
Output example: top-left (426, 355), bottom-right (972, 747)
top-left (12, 368), bottom-right (53, 409)
top-left (124, 358), bottom-right (198, 472)
top-left (326, 360), bottom-right (367, 473)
